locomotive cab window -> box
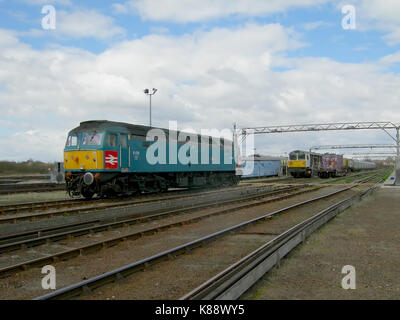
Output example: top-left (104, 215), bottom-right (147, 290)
top-left (82, 132), bottom-right (103, 146)
top-left (120, 135), bottom-right (127, 148)
top-left (66, 135), bottom-right (78, 147)
top-left (298, 153), bottom-right (306, 160)
top-left (105, 133), bottom-right (118, 147)
top-left (289, 154), bottom-right (297, 160)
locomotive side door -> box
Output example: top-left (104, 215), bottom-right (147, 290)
top-left (120, 134), bottom-right (129, 172)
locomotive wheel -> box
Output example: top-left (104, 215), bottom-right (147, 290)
top-left (156, 178), bottom-right (168, 193)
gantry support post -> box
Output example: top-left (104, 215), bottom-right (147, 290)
top-left (396, 127), bottom-right (400, 185)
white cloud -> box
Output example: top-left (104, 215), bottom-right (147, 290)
top-left (0, 23), bottom-right (400, 161)
top-left (113, 0), bottom-right (330, 22)
top-left (15, 9), bottom-right (126, 40)
top-left (0, 129), bottom-right (67, 162)
top-left (56, 9), bottom-right (126, 39)
top-left (380, 51), bottom-right (400, 65)
top-left (111, 3), bottom-right (130, 15)
top-left (113, 0), bottom-right (400, 46)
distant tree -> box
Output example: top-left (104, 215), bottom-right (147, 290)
top-left (0, 160), bottom-right (54, 174)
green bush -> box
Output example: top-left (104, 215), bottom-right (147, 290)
top-left (0, 160), bottom-right (56, 174)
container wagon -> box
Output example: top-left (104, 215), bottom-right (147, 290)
top-left (319, 153), bottom-right (345, 178)
top-left (350, 159), bottom-right (376, 171)
top-left (241, 155), bottom-right (282, 178)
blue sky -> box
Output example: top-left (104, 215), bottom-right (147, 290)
top-left (1, 0), bottom-right (397, 61)
top-left (0, 0), bottom-right (400, 161)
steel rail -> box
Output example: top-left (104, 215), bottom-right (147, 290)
top-left (0, 183), bottom-right (65, 195)
top-left (0, 186), bottom-right (313, 272)
top-left (0, 174), bottom-right (50, 181)
top-left (0, 186), bottom-right (217, 215)
top-left (0, 186), bottom-right (301, 249)
top-left (180, 178), bottom-right (384, 300)
top-left (319, 170), bottom-right (383, 184)
top-left (240, 170), bottom-right (373, 185)
top-left (0, 198), bottom-right (97, 215)
top-left (0, 186), bottom-right (215, 214)
top-left (0, 182), bottom-right (262, 215)
top-left (33, 177), bottom-right (373, 300)
top-left (0, 184), bottom-right (273, 224)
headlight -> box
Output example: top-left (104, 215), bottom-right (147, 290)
top-left (83, 172), bottom-right (94, 185)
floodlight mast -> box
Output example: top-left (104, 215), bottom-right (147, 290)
top-left (144, 88), bottom-right (157, 127)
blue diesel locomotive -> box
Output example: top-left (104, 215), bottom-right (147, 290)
top-left (64, 120), bottom-right (239, 198)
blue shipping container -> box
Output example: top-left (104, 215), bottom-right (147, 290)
top-left (241, 156), bottom-right (282, 178)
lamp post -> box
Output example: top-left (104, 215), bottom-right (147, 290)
top-left (144, 88), bottom-right (157, 127)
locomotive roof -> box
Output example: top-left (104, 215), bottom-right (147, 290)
top-left (289, 150), bottom-right (323, 157)
top-left (69, 120), bottom-right (152, 136)
top-left (69, 120), bottom-right (233, 142)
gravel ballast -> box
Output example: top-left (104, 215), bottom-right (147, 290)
top-left (242, 186), bottom-right (400, 300)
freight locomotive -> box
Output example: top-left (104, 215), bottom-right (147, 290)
top-left (288, 150), bottom-right (376, 178)
top-left (64, 120), bottom-right (239, 199)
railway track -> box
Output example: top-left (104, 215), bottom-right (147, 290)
top-left (0, 185), bottom-right (317, 277)
top-left (31, 173), bottom-right (381, 300)
top-left (249, 170), bottom-right (381, 185)
top-left (241, 176), bottom-right (293, 183)
top-left (0, 187), bottom-right (195, 215)
top-left (0, 184), bottom-right (295, 224)
top-left (0, 181), bottom-right (284, 216)
top-left (181, 175), bottom-right (386, 300)
top-left (0, 186), bottom-right (304, 246)
top-left (0, 174), bottom-right (51, 181)
top-left (0, 183), bottom-right (65, 195)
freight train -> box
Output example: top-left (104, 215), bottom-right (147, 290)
top-left (288, 150), bottom-right (376, 178)
top-left (64, 121), bottom-right (239, 199)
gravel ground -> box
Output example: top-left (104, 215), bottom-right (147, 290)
top-left (242, 186), bottom-right (400, 300)
top-left (0, 191), bottom-right (71, 206)
top-left (0, 184), bottom-right (366, 299)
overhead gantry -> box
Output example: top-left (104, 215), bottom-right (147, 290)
top-left (235, 121), bottom-right (400, 185)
